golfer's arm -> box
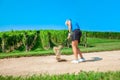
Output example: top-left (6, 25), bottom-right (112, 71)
top-left (68, 26), bottom-right (71, 32)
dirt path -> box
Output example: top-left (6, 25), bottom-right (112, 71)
top-left (0, 50), bottom-right (120, 76)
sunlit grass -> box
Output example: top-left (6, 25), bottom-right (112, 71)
top-left (0, 71), bottom-right (120, 80)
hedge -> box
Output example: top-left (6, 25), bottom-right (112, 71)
top-left (0, 30), bottom-right (119, 53)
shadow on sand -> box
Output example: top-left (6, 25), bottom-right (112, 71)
top-left (57, 57), bottom-right (102, 62)
top-left (85, 57), bottom-right (103, 62)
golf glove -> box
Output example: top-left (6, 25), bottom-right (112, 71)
top-left (67, 32), bottom-right (72, 39)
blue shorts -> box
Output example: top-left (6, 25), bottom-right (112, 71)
top-left (71, 29), bottom-right (82, 43)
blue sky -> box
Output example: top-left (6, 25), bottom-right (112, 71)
top-left (0, 0), bottom-right (120, 32)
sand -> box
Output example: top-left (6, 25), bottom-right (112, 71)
top-left (0, 50), bottom-right (120, 76)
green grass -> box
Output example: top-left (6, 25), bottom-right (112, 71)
top-left (0, 38), bottom-right (120, 59)
top-left (0, 71), bottom-right (120, 80)
top-left (0, 50), bottom-right (54, 59)
top-left (79, 38), bottom-right (120, 52)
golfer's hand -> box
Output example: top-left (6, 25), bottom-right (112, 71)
top-left (67, 36), bottom-right (70, 39)
top-left (67, 32), bottom-right (71, 39)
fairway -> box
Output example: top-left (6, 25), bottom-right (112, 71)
top-left (0, 50), bottom-right (120, 76)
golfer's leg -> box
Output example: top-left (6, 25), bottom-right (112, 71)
top-left (72, 40), bottom-right (79, 60)
top-left (77, 48), bottom-right (84, 58)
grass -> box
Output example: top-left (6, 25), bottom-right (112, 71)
top-left (84, 38), bottom-right (120, 52)
top-left (0, 37), bottom-right (120, 59)
top-left (0, 71), bottom-right (120, 80)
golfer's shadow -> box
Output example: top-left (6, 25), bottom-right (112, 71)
top-left (58, 57), bottom-right (102, 62)
top-left (85, 57), bottom-right (103, 62)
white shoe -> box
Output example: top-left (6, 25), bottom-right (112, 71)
top-left (78, 58), bottom-right (85, 62)
top-left (71, 60), bottom-right (79, 63)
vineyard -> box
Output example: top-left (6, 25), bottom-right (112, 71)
top-left (0, 30), bottom-right (68, 53)
top-left (0, 30), bottom-right (120, 53)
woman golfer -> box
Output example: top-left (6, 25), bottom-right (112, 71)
top-left (65, 19), bottom-right (85, 63)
